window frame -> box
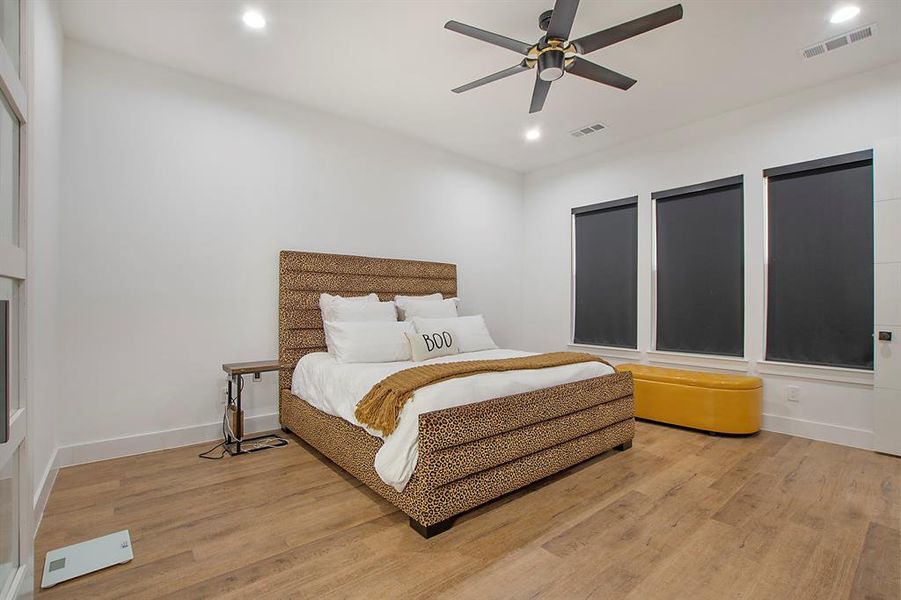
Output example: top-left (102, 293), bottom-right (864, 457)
top-left (761, 149), bottom-right (874, 372)
top-left (650, 175), bottom-right (746, 359)
top-left (570, 196), bottom-right (640, 352)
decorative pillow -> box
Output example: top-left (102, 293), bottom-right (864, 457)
top-left (401, 298), bottom-right (459, 320)
top-left (411, 315), bottom-right (497, 353)
top-left (324, 321), bottom-right (414, 363)
top-left (405, 329), bottom-right (460, 361)
top-left (319, 293), bottom-right (377, 323)
top-left (394, 293), bottom-right (443, 319)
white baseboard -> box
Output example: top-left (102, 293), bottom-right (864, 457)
top-left (7, 562), bottom-right (32, 600)
top-left (33, 447), bottom-right (60, 535)
top-left (54, 412), bottom-right (281, 469)
top-left (762, 413), bottom-right (873, 450)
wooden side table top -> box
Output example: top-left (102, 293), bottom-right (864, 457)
top-left (222, 359), bottom-right (281, 376)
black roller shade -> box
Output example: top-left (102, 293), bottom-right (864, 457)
top-left (655, 178), bottom-right (744, 356)
top-left (766, 156), bottom-right (873, 369)
top-left (573, 198), bottom-right (638, 348)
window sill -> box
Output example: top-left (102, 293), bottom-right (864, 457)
top-left (568, 343), bottom-right (641, 361)
top-left (645, 350), bottom-right (750, 372)
top-left (756, 360), bottom-right (874, 386)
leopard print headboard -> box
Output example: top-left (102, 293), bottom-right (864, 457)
top-left (278, 251), bottom-right (457, 391)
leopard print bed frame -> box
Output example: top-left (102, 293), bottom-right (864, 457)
top-left (278, 250), bottom-right (635, 536)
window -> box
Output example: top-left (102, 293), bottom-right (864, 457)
top-left (572, 197), bottom-right (638, 348)
top-left (653, 176), bottom-right (744, 356)
top-left (765, 151), bottom-right (873, 370)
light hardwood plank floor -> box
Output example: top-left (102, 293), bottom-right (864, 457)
top-left (34, 421), bottom-right (900, 599)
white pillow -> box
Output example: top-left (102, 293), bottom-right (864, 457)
top-left (319, 293), bottom-right (377, 323)
top-left (401, 298), bottom-right (459, 320)
top-left (320, 296), bottom-right (396, 354)
top-left (329, 300), bottom-right (397, 323)
top-left (411, 315), bottom-right (497, 353)
top-left (394, 293), bottom-right (442, 319)
top-left (324, 321), bottom-right (414, 363)
top-left (405, 329), bottom-right (460, 361)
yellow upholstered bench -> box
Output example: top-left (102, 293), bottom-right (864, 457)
top-left (617, 364), bottom-right (762, 435)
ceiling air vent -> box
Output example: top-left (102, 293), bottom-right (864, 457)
top-left (570, 122), bottom-right (606, 138)
top-left (801, 24), bottom-right (875, 60)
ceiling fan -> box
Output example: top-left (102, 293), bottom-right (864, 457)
top-left (445, 0), bottom-right (683, 113)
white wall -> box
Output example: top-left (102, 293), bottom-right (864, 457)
top-left (57, 41), bottom-right (524, 461)
top-left (29, 0), bottom-right (64, 519)
top-left (521, 62), bottom-right (901, 450)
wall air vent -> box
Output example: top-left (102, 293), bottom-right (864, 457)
top-left (570, 122), bottom-right (606, 138)
top-left (801, 24), bottom-right (875, 60)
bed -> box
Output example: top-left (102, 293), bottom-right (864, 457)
top-left (278, 250), bottom-right (635, 537)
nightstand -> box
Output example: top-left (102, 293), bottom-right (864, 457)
top-left (221, 359), bottom-right (281, 455)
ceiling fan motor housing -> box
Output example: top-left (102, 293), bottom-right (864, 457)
top-left (538, 48), bottom-right (565, 81)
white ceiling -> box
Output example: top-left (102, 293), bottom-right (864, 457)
top-left (59, 0), bottom-right (901, 172)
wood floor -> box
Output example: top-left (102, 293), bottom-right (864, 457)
top-left (35, 421), bottom-right (900, 599)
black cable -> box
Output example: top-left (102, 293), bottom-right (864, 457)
top-left (199, 376), bottom-right (243, 460)
top-left (198, 375), bottom-right (289, 458)
top-left (198, 407), bottom-right (230, 459)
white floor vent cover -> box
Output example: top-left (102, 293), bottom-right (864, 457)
top-left (41, 530), bottom-right (133, 588)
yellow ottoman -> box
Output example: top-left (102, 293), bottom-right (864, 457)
top-left (618, 364), bottom-right (762, 435)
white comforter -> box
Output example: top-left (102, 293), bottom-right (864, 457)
top-left (292, 349), bottom-right (614, 491)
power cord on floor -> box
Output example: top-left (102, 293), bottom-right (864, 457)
top-left (199, 375), bottom-right (289, 458)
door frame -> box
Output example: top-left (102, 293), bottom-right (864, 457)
top-left (0, 0), bottom-right (33, 597)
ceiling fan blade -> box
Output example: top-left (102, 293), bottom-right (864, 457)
top-left (566, 56), bottom-right (637, 90)
top-left (545, 0), bottom-right (580, 41)
top-left (452, 61), bottom-right (531, 93)
top-left (444, 20), bottom-right (533, 55)
top-left (529, 75), bottom-right (552, 114)
top-left (570, 4), bottom-right (683, 55)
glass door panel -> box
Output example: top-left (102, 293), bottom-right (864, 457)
top-left (0, 91), bottom-right (18, 247)
top-left (0, 0), bottom-right (18, 74)
top-left (0, 278), bottom-right (14, 421)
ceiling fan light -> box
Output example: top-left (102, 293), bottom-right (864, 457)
top-left (538, 50), bottom-right (565, 81)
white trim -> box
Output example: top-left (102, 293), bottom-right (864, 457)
top-left (0, 243), bottom-right (24, 279)
top-left (757, 359), bottom-right (874, 386)
top-left (761, 177), bottom-right (770, 362)
top-left (762, 413), bottom-right (873, 450)
top-left (645, 350), bottom-right (750, 372)
top-left (569, 212), bottom-right (576, 344)
top-left (4, 563), bottom-right (30, 600)
top-left (650, 197), bottom-right (658, 349)
top-left (0, 407), bottom-right (25, 467)
top-left (55, 412), bottom-right (281, 468)
top-left (567, 343), bottom-right (641, 361)
top-left (32, 447), bottom-right (58, 534)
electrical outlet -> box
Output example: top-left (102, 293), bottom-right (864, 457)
top-left (786, 385), bottom-right (801, 403)
top-left (220, 385), bottom-right (229, 405)
top-left (253, 372), bottom-right (261, 381)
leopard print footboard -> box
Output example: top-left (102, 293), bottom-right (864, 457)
top-left (279, 371), bottom-right (634, 527)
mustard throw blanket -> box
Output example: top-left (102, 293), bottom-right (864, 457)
top-left (354, 351), bottom-right (614, 436)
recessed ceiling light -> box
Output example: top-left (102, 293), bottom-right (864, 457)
top-left (242, 9), bottom-right (266, 30)
top-left (525, 128), bottom-right (541, 141)
top-left (830, 6), bottom-right (860, 24)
